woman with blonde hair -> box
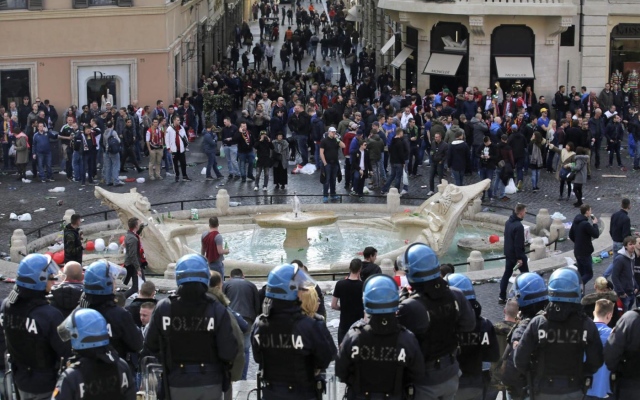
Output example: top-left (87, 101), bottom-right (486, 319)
top-left (581, 276), bottom-right (621, 328)
top-left (548, 140), bottom-right (576, 201)
top-left (299, 286), bottom-right (320, 318)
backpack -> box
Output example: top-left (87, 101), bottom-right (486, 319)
top-left (107, 135), bottom-right (121, 155)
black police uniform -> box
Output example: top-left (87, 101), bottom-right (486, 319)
top-left (144, 287), bottom-right (238, 395)
top-left (52, 350), bottom-right (136, 400)
top-left (252, 299), bottom-right (337, 400)
top-left (605, 308), bottom-right (640, 397)
top-left (456, 306), bottom-right (500, 399)
top-left (514, 304), bottom-right (603, 399)
top-left (0, 289), bottom-right (71, 396)
top-left (335, 317), bottom-right (424, 400)
top-left (49, 282), bottom-right (84, 318)
top-left (396, 280), bottom-right (476, 391)
top-left (83, 295), bottom-right (143, 358)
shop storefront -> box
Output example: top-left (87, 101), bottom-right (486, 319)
top-left (0, 63), bottom-right (36, 109)
top-left (423, 22), bottom-right (468, 92)
top-left (490, 25), bottom-right (535, 93)
top-left (72, 61), bottom-right (136, 109)
top-left (610, 23), bottom-right (640, 89)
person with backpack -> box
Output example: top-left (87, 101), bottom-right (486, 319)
top-left (527, 131), bottom-right (546, 192)
top-left (102, 120), bottom-right (124, 186)
top-left (514, 268), bottom-right (604, 400)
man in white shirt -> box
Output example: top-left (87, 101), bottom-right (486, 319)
top-left (165, 115), bottom-right (191, 182)
top-left (400, 106), bottom-right (413, 129)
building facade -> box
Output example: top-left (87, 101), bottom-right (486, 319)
top-left (360, 0), bottom-right (640, 98)
top-left (0, 0), bottom-right (242, 113)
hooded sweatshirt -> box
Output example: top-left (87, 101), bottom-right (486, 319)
top-left (444, 125), bottom-right (464, 144)
top-left (447, 139), bottom-right (469, 172)
top-left (611, 247), bottom-right (637, 297)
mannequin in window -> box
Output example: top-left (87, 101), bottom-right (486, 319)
top-left (101, 89), bottom-right (114, 109)
top-left (495, 81), bottom-right (504, 104)
top-left (610, 69), bottom-right (623, 86)
top-left (628, 69), bottom-right (639, 101)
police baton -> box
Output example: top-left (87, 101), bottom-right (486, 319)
top-left (256, 370), bottom-right (263, 400)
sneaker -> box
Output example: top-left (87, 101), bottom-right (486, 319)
top-left (498, 298), bottom-right (507, 305)
top-left (400, 189), bottom-right (408, 195)
top-left (41, 180), bottom-right (46, 183)
top-left (247, 177), bottom-right (255, 182)
top-left (115, 182), bottom-right (124, 187)
top-left (227, 175), bottom-right (234, 180)
top-left (59, 171), bottom-right (67, 175)
top-left (241, 178), bottom-right (246, 183)
top-left (175, 177), bottom-right (179, 182)
top-left (358, 197), bottom-right (365, 203)
top-left (107, 183), bottom-right (114, 186)
top-left (47, 178), bottom-right (55, 182)
top-left (67, 177), bottom-right (74, 182)
top-left (380, 191), bottom-right (388, 195)
top-left (516, 180), bottom-right (523, 191)
top-left (330, 195), bottom-right (340, 201)
top-left (150, 176), bottom-right (156, 181)
top-left (166, 172), bottom-right (175, 176)
top-left (205, 177), bottom-right (214, 181)
top-left (263, 187), bottom-right (267, 191)
top-left (183, 177), bottom-right (192, 182)
top-left (426, 190), bottom-right (435, 196)
top-left (322, 196), bottom-right (328, 203)
top-left (501, 196), bottom-right (510, 201)
top-left (254, 186), bottom-right (259, 191)
top-left (349, 190), bottom-right (357, 197)
top-left (157, 175), bottom-right (164, 180)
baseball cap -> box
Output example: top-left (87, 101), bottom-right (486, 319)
top-left (349, 122), bottom-right (358, 129)
top-left (328, 127), bottom-right (337, 132)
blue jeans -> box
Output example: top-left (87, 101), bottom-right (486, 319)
top-left (72, 151), bottom-right (84, 182)
top-left (36, 152), bottom-right (52, 180)
top-left (379, 157), bottom-right (386, 180)
top-left (531, 168), bottom-right (540, 189)
top-left (452, 170), bottom-right (464, 186)
top-left (516, 157), bottom-right (525, 182)
top-left (622, 294), bottom-right (635, 311)
top-left (575, 255), bottom-right (594, 287)
top-left (323, 163), bottom-right (339, 196)
top-left (223, 145), bottom-right (241, 176)
top-left (478, 167), bottom-right (494, 198)
top-left (243, 330), bottom-right (251, 380)
top-left (208, 261), bottom-right (224, 278)
top-left (472, 144), bottom-right (482, 171)
top-left (295, 134), bottom-right (309, 165)
top-left (493, 168), bottom-right (505, 198)
top-left (237, 151), bottom-right (255, 179)
top-left (103, 152), bottom-right (121, 184)
top-left (206, 152), bottom-right (223, 178)
top-left (382, 163), bottom-right (403, 193)
top-left (162, 148), bottom-right (173, 172)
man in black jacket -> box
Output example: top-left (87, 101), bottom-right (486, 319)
top-left (288, 104), bottom-right (311, 165)
top-left (380, 128), bottom-right (407, 194)
top-left (605, 114), bottom-right (624, 168)
top-left (499, 204), bottom-right (528, 303)
top-left (427, 132), bottom-right (448, 196)
top-left (569, 204), bottom-right (600, 287)
top-left (63, 213), bottom-right (83, 264)
top-left (610, 198), bottom-right (631, 254)
top-left (120, 118), bottom-right (143, 173)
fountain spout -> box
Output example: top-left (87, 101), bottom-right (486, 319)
top-left (293, 195), bottom-right (301, 218)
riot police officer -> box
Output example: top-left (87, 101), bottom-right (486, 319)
top-left (252, 264), bottom-right (337, 400)
top-left (605, 302), bottom-right (640, 398)
top-left (53, 308), bottom-right (136, 399)
top-left (49, 261), bottom-right (84, 318)
top-left (81, 260), bottom-right (142, 359)
top-left (514, 267), bottom-right (603, 400)
top-left (336, 274), bottom-right (423, 400)
top-left (494, 272), bottom-right (549, 400)
top-left (0, 253), bottom-right (71, 400)
top-left (396, 243), bottom-right (476, 400)
top-left (144, 254), bottom-right (238, 400)
top-left (445, 273), bottom-right (500, 400)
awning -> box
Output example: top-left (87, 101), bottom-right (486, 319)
top-left (380, 36), bottom-right (395, 55)
top-left (422, 53), bottom-right (464, 76)
top-left (391, 47), bottom-right (414, 69)
top-left (495, 57), bottom-right (535, 79)
top-left (345, 6), bottom-right (361, 22)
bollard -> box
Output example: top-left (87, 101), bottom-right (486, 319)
top-left (386, 188), bottom-right (400, 213)
top-left (549, 218), bottom-right (566, 243)
top-left (10, 229), bottom-right (28, 263)
top-left (216, 189), bottom-right (230, 215)
top-left (535, 209), bottom-right (551, 235)
top-left (467, 251), bottom-right (485, 271)
top-left (164, 263), bottom-right (176, 280)
top-left (529, 237), bottom-right (547, 261)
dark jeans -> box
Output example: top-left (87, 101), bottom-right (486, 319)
top-left (344, 157), bottom-right (352, 188)
top-left (408, 146), bottom-right (420, 175)
top-left (382, 163), bottom-right (403, 193)
top-left (124, 265), bottom-right (145, 298)
top-left (172, 151), bottom-right (188, 178)
top-left (500, 258), bottom-right (529, 300)
top-left (429, 162), bottom-right (444, 191)
top-left (608, 141), bottom-right (622, 166)
top-left (472, 144), bottom-right (482, 171)
top-left (323, 163), bottom-right (339, 196)
top-left (515, 157), bottom-right (525, 182)
top-left (206, 152), bottom-right (223, 178)
top-left (352, 170), bottom-right (365, 196)
top-left (295, 134), bottom-right (309, 165)
top-left (121, 146), bottom-right (141, 171)
top-left (82, 153), bottom-right (95, 183)
top-left (592, 138), bottom-right (601, 168)
top-left (575, 255), bottom-right (593, 286)
top-left (478, 167), bottom-right (494, 198)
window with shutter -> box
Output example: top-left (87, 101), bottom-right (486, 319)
top-left (0, 0), bottom-right (28, 9)
top-left (73, 0), bottom-right (89, 8)
top-left (118, 0), bottom-right (132, 5)
top-left (28, 0), bottom-right (43, 10)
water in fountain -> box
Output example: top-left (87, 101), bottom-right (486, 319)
top-left (292, 194), bottom-right (301, 218)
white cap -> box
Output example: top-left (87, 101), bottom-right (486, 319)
top-left (328, 127), bottom-right (336, 132)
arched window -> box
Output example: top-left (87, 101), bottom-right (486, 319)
top-left (426, 22), bottom-right (469, 92)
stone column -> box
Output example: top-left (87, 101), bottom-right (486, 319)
top-left (10, 229), bottom-right (27, 263)
top-left (386, 188), bottom-right (401, 213)
top-left (529, 237), bottom-right (547, 261)
top-left (468, 16), bottom-right (489, 91)
top-left (216, 189), bottom-right (230, 215)
top-left (467, 251), bottom-right (484, 272)
top-left (416, 31), bottom-right (430, 91)
top-left (535, 209), bottom-right (551, 235)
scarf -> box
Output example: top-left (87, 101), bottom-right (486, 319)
top-left (149, 127), bottom-right (163, 147)
top-left (242, 130), bottom-right (251, 145)
top-left (131, 230), bottom-right (146, 264)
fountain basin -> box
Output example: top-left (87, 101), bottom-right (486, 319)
top-left (253, 212), bottom-right (338, 248)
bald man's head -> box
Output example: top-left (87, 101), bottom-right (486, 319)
top-left (63, 261), bottom-right (83, 281)
top-left (504, 300), bottom-right (519, 321)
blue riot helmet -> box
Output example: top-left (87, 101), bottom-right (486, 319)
top-left (83, 260), bottom-right (127, 295)
top-left (512, 272), bottom-right (549, 307)
top-left (175, 254), bottom-right (210, 286)
top-left (548, 267), bottom-right (582, 304)
top-left (445, 273), bottom-right (476, 300)
top-left (266, 264), bottom-right (317, 301)
top-left (57, 308), bottom-right (110, 350)
top-left (16, 253), bottom-right (62, 291)
top-left (398, 243), bottom-right (440, 284)
top-left (363, 275), bottom-right (400, 314)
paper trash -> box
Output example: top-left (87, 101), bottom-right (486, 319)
top-left (48, 187), bottom-right (65, 193)
top-left (17, 213), bottom-right (32, 222)
top-left (550, 212), bottom-right (566, 221)
top-left (136, 178), bottom-right (145, 183)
